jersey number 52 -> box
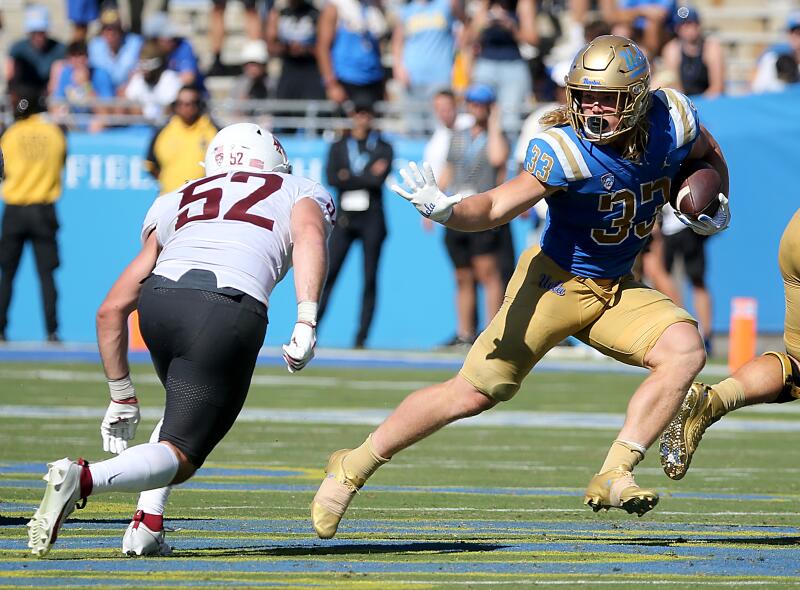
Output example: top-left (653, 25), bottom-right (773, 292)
top-left (175, 172), bottom-right (283, 231)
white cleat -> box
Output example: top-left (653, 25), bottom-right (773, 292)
top-left (27, 458), bottom-right (86, 557)
top-left (122, 511), bottom-right (172, 556)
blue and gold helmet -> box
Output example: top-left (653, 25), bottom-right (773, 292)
top-left (565, 35), bottom-right (651, 144)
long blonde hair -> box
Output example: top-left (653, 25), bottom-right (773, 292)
top-left (538, 97), bottom-right (651, 164)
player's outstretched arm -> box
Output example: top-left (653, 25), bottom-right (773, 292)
top-left (391, 161), bottom-right (557, 231)
top-left (95, 231), bottom-right (159, 453)
top-left (284, 198), bottom-right (329, 373)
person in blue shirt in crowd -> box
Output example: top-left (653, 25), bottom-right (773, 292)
top-left (66, 0), bottom-right (100, 43)
top-left (599, 0), bottom-right (674, 56)
top-left (317, 0), bottom-right (388, 107)
top-left (392, 0), bottom-right (463, 101)
top-left (310, 35), bottom-right (732, 540)
top-left (6, 5), bottom-right (65, 96)
top-left (52, 41), bottom-right (114, 132)
top-left (143, 12), bottom-right (205, 91)
top-left (88, 7), bottom-right (143, 95)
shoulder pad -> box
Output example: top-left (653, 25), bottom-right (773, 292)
top-left (523, 127), bottom-right (592, 186)
top-left (655, 88), bottom-right (699, 149)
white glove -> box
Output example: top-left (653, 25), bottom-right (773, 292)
top-left (674, 193), bottom-right (730, 236)
top-left (390, 161), bottom-right (463, 223)
top-left (101, 399), bottom-right (140, 454)
top-left (282, 322), bottom-right (316, 373)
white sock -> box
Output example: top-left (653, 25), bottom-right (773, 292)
top-left (136, 419), bottom-right (172, 515)
top-left (90, 442), bottom-right (179, 494)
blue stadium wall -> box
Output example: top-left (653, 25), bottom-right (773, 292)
top-left (3, 88), bottom-right (797, 348)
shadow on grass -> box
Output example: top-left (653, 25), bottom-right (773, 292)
top-left (175, 541), bottom-right (507, 558)
top-left (0, 515), bottom-right (29, 526)
top-left (600, 536), bottom-right (800, 547)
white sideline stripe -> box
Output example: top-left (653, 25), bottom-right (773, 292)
top-left (2, 404), bottom-right (800, 432)
top-left (0, 368), bottom-right (434, 391)
top-left (0, 365), bottom-right (740, 392)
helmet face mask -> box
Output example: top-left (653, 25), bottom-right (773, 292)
top-left (203, 123), bottom-right (292, 176)
top-left (565, 35), bottom-right (650, 144)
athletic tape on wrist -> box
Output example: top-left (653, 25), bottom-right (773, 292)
top-left (108, 375), bottom-right (136, 402)
top-left (297, 301), bottom-right (318, 326)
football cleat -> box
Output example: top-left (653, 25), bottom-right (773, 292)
top-left (660, 382), bottom-right (720, 480)
top-left (27, 458), bottom-right (89, 557)
top-left (583, 468), bottom-right (659, 516)
top-left (311, 449), bottom-right (365, 539)
top-left (122, 510), bottom-right (172, 556)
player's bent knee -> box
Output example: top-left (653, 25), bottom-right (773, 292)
top-left (648, 321), bottom-right (706, 373)
top-left (160, 441), bottom-right (198, 484)
top-left (764, 351), bottom-right (800, 404)
top-left (448, 376), bottom-right (497, 417)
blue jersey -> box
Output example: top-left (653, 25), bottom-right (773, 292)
top-left (523, 88), bottom-right (699, 278)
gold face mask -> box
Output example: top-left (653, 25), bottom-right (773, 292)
top-left (565, 35), bottom-right (651, 144)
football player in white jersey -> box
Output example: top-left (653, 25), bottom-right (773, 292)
top-left (26, 123), bottom-right (336, 558)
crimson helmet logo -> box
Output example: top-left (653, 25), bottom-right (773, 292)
top-left (214, 145), bottom-right (224, 167)
top-left (273, 137), bottom-right (287, 160)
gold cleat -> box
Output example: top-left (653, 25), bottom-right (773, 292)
top-left (583, 468), bottom-right (659, 517)
top-left (310, 449), bottom-right (365, 539)
top-left (660, 382), bottom-right (720, 480)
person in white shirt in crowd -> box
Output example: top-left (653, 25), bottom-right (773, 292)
top-left (424, 89), bottom-right (474, 180)
top-left (752, 12), bottom-right (800, 94)
top-left (26, 123), bottom-right (336, 558)
top-left (125, 40), bottom-right (183, 123)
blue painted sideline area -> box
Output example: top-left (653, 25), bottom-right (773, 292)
top-left (0, 342), bottom-right (728, 376)
top-left (0, 342), bottom-right (732, 375)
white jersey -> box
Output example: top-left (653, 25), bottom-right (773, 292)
top-left (141, 170), bottom-right (336, 307)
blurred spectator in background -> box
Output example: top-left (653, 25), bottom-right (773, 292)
top-left (392, 0), bottom-right (463, 102)
top-left (469, 0), bottom-right (537, 131)
top-left (144, 12), bottom-right (205, 89)
top-left (144, 85), bottom-right (218, 193)
top-left (776, 53), bottom-right (800, 87)
top-left (317, 0), bottom-right (388, 107)
top-left (6, 5), bottom-right (66, 96)
top-left (438, 84), bottom-right (509, 348)
top-left (424, 89), bottom-right (472, 179)
top-left (51, 41), bottom-right (114, 133)
top-left (0, 87), bottom-right (67, 343)
top-left (660, 6), bottom-right (724, 98)
top-left (318, 100), bottom-right (393, 348)
top-left (267, 0), bottom-right (326, 101)
top-left (124, 41), bottom-right (182, 123)
top-left (512, 62), bottom-right (570, 243)
top-left (66, 0), bottom-right (100, 42)
top-left (89, 7), bottom-right (143, 95)
top-left (660, 204), bottom-right (714, 353)
top-left (232, 40), bottom-right (270, 103)
top-left (599, 0), bottom-right (673, 57)
top-left (752, 12), bottom-right (800, 94)
top-left (209, 0), bottom-right (263, 76)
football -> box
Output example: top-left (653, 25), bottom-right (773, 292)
top-left (669, 160), bottom-right (722, 217)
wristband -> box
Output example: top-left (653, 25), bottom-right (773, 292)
top-left (297, 301), bottom-right (318, 326)
top-left (108, 375), bottom-right (136, 402)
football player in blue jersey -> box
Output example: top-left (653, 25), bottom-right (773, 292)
top-left (310, 35), bottom-right (731, 538)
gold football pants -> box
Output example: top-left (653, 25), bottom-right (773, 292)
top-left (461, 245), bottom-right (697, 401)
top-left (779, 209), bottom-right (800, 359)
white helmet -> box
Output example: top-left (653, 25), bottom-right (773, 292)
top-left (203, 123), bottom-right (291, 175)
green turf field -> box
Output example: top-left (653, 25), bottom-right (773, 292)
top-left (3, 361), bottom-right (800, 588)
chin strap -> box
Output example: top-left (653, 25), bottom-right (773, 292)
top-left (763, 351), bottom-right (800, 403)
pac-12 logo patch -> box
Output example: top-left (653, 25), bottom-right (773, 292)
top-left (601, 173), bottom-right (615, 190)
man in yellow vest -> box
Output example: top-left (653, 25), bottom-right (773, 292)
top-left (0, 87), bottom-right (67, 342)
top-left (144, 85), bottom-right (218, 194)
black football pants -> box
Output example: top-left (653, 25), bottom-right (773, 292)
top-left (0, 204), bottom-right (60, 335)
